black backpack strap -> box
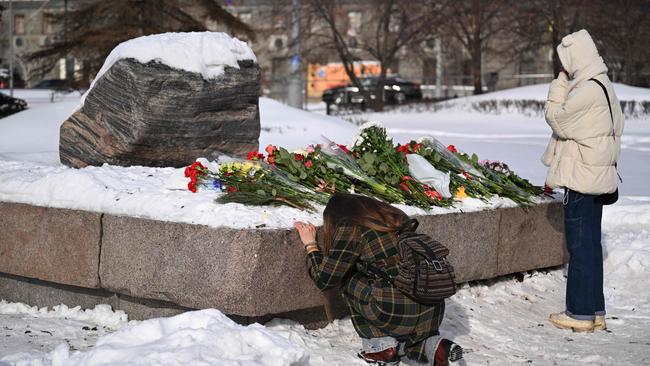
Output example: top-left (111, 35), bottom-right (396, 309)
top-left (357, 261), bottom-right (393, 284)
top-left (398, 218), bottom-right (419, 234)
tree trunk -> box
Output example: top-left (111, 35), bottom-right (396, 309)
top-left (373, 66), bottom-right (388, 112)
top-left (471, 41), bottom-right (483, 95)
top-left (551, 0), bottom-right (564, 77)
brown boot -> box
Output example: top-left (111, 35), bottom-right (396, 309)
top-left (357, 347), bottom-right (400, 365)
top-left (433, 338), bottom-right (463, 366)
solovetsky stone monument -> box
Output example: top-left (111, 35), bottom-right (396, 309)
top-left (60, 32), bottom-right (260, 168)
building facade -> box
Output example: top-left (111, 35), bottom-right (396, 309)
top-left (1, 0), bottom-right (600, 97)
top-left (0, 0), bottom-right (77, 87)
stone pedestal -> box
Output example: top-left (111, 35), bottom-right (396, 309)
top-left (0, 201), bottom-right (566, 326)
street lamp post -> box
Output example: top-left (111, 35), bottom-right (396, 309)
top-left (9, 0), bottom-right (15, 96)
top-left (287, 0), bottom-right (303, 109)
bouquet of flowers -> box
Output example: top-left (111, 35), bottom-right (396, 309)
top-left (447, 146), bottom-right (542, 205)
top-left (396, 139), bottom-right (493, 201)
top-left (354, 123), bottom-right (452, 208)
top-left (181, 121), bottom-right (545, 210)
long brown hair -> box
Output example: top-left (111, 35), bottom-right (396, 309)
top-left (320, 193), bottom-right (409, 253)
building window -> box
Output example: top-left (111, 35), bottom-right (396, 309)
top-left (14, 15), bottom-right (26, 35)
top-left (43, 14), bottom-right (55, 34)
top-left (237, 11), bottom-right (252, 23)
top-left (347, 11), bottom-right (362, 37)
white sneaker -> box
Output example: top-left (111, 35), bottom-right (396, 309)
top-left (549, 312), bottom-right (595, 333)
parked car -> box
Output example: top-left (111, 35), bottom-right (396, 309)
top-left (322, 77), bottom-right (422, 113)
top-left (32, 78), bottom-right (74, 91)
top-left (0, 92), bottom-right (28, 118)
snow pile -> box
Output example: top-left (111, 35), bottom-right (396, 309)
top-left (259, 97), bottom-right (356, 150)
top-left (1, 309), bottom-right (309, 366)
top-left (462, 82), bottom-right (650, 102)
top-left (418, 82), bottom-right (650, 119)
top-left (81, 32), bottom-right (257, 105)
top-left (601, 199), bottom-right (650, 299)
top-left (0, 301), bottom-right (127, 330)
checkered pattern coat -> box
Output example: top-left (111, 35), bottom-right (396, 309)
top-left (306, 223), bottom-right (445, 363)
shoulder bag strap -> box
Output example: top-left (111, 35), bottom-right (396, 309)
top-left (590, 78), bottom-right (622, 182)
top-left (589, 78), bottom-right (614, 139)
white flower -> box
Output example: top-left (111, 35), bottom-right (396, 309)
top-left (416, 136), bottom-right (433, 144)
top-left (359, 121), bottom-right (383, 131)
top-left (353, 135), bottom-right (365, 147)
top-left (292, 149), bottom-right (307, 156)
top-left (348, 184), bottom-right (356, 194)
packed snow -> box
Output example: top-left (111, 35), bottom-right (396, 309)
top-left (1, 83), bottom-right (650, 365)
top-left (81, 32), bottom-right (257, 105)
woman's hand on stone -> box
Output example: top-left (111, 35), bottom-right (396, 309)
top-left (293, 221), bottom-right (317, 245)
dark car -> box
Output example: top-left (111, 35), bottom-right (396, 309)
top-left (0, 92), bottom-right (28, 118)
top-left (322, 77), bottom-right (422, 113)
top-left (32, 79), bottom-right (74, 91)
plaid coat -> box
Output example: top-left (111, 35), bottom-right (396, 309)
top-left (306, 222), bottom-right (445, 363)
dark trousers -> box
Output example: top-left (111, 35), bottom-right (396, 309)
top-left (563, 189), bottom-right (605, 320)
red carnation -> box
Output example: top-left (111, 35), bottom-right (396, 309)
top-left (424, 188), bottom-right (442, 201)
top-left (337, 144), bottom-right (350, 153)
top-left (265, 144), bottom-right (277, 155)
top-left (184, 166), bottom-right (191, 178)
top-left (294, 153), bottom-right (305, 161)
top-left (187, 181), bottom-right (197, 193)
top-left (191, 161), bottom-right (206, 170)
top-left (543, 185), bottom-right (555, 195)
top-left (247, 151), bottom-right (265, 161)
top-left (396, 145), bottom-right (410, 154)
top-left (400, 183), bottom-right (411, 192)
top-left (447, 145), bottom-right (458, 153)
top-left (304, 160), bottom-right (313, 168)
top-left (227, 186), bottom-right (238, 193)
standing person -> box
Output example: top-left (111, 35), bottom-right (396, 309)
top-left (294, 193), bottom-right (463, 366)
top-left (542, 29), bottom-right (624, 332)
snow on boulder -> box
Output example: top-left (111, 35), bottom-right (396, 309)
top-left (60, 32), bottom-right (260, 168)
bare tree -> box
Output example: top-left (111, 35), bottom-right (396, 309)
top-left (28, 0), bottom-right (254, 86)
top-left (585, 0), bottom-right (650, 85)
top-left (443, 0), bottom-right (518, 95)
top-left (301, 0), bottom-right (441, 111)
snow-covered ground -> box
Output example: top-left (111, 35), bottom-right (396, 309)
top-left (453, 82), bottom-right (650, 102)
top-left (1, 83), bottom-right (650, 365)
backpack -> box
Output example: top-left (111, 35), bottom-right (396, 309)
top-left (360, 219), bottom-right (457, 304)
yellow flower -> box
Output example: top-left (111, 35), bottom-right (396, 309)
top-left (455, 186), bottom-right (468, 199)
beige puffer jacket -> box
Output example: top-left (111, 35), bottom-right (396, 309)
top-left (542, 29), bottom-right (624, 195)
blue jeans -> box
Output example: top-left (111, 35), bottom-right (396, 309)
top-left (563, 189), bottom-right (605, 320)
